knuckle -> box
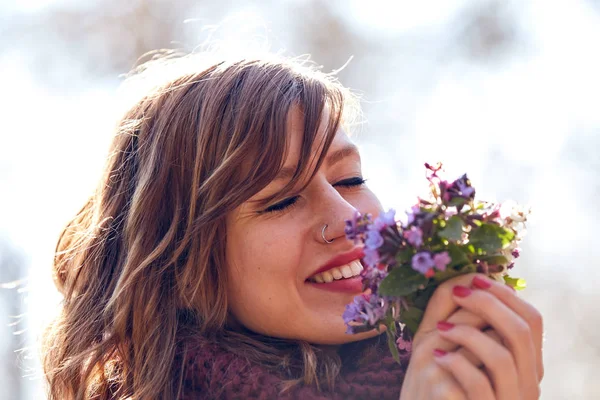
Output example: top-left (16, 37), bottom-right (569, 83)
top-left (513, 318), bottom-right (532, 341)
top-left (527, 307), bottom-right (544, 333)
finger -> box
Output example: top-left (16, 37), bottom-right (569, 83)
top-left (434, 308), bottom-right (490, 361)
top-left (437, 324), bottom-right (520, 400)
top-left (455, 328), bottom-right (504, 368)
top-left (472, 274), bottom-right (544, 381)
top-left (451, 284), bottom-right (540, 399)
top-left (418, 273), bottom-right (481, 335)
top-left (433, 349), bottom-right (495, 400)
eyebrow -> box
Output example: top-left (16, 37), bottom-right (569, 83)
top-left (274, 143), bottom-right (360, 181)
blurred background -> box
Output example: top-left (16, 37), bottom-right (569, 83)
top-left (1, 0), bottom-right (599, 398)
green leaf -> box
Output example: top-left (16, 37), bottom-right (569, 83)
top-left (480, 255), bottom-right (510, 266)
top-left (378, 267), bottom-right (428, 297)
top-left (386, 328), bottom-right (401, 364)
top-left (447, 243), bottom-right (470, 267)
top-left (412, 285), bottom-right (437, 309)
top-left (469, 223), bottom-right (515, 253)
top-left (504, 276), bottom-right (527, 291)
top-left (448, 197), bottom-right (467, 207)
top-left (395, 248), bottom-right (414, 265)
top-left (438, 216), bottom-right (464, 241)
top-left (433, 266), bottom-right (467, 283)
top-left (400, 307), bottom-right (424, 336)
top-left (460, 264), bottom-right (477, 274)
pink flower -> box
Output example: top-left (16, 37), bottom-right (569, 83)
top-left (396, 337), bottom-right (412, 352)
top-left (433, 251), bottom-right (451, 271)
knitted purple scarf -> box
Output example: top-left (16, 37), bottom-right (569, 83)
top-left (178, 335), bottom-right (411, 399)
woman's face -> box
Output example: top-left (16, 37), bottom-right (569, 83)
top-left (225, 108), bottom-right (384, 345)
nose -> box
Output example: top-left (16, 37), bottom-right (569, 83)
top-left (315, 187), bottom-right (358, 244)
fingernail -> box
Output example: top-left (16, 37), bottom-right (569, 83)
top-left (433, 348), bottom-right (447, 357)
top-left (437, 321), bottom-right (455, 331)
top-left (452, 285), bottom-right (472, 297)
top-left (472, 275), bottom-right (492, 289)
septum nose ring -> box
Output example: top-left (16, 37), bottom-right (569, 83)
top-left (322, 224), bottom-right (334, 244)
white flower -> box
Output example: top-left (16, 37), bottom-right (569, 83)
top-left (500, 201), bottom-right (531, 223)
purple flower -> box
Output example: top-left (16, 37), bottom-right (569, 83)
top-left (345, 211), bottom-right (373, 243)
top-left (403, 226), bottom-right (423, 247)
top-left (363, 247), bottom-right (380, 267)
top-left (375, 209), bottom-right (396, 229)
top-left (342, 301), bottom-right (361, 325)
top-left (511, 248), bottom-right (521, 259)
top-left (433, 251), bottom-right (451, 271)
top-left (411, 252), bottom-right (435, 274)
top-left (454, 174), bottom-right (475, 198)
top-left (405, 205), bottom-right (421, 226)
top-left (365, 229), bottom-right (384, 250)
top-left (343, 293), bottom-right (388, 333)
top-left (361, 265), bottom-right (388, 292)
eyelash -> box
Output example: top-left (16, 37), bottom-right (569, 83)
top-left (263, 177), bottom-right (367, 214)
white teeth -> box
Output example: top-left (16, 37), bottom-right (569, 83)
top-left (350, 261), bottom-right (362, 275)
top-left (321, 270), bottom-right (334, 283)
top-left (308, 260), bottom-right (364, 283)
top-left (331, 268), bottom-right (343, 280)
top-left (340, 265), bottom-right (353, 278)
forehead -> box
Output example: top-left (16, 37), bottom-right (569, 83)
top-left (284, 105), bottom-right (352, 164)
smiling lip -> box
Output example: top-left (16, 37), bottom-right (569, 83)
top-left (307, 247), bottom-right (365, 280)
top-left (305, 276), bottom-right (364, 293)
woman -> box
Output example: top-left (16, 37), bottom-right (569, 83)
top-left (43, 52), bottom-right (543, 399)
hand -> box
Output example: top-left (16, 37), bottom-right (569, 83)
top-left (399, 273), bottom-right (544, 399)
top-left (433, 274), bottom-right (543, 399)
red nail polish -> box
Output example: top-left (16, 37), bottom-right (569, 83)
top-left (453, 285), bottom-right (472, 297)
top-left (437, 321), bottom-right (455, 331)
top-left (472, 275), bottom-right (492, 289)
top-left (433, 348), bottom-right (447, 357)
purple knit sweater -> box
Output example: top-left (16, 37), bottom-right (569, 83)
top-left (178, 336), bottom-right (411, 399)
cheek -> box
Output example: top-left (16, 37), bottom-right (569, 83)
top-left (225, 218), bottom-right (304, 332)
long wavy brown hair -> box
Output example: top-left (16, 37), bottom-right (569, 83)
top-left (42, 51), bottom-right (372, 399)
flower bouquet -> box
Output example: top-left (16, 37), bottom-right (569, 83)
top-left (343, 162), bottom-right (530, 362)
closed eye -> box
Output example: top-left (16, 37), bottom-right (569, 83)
top-left (334, 176), bottom-right (366, 188)
top-left (261, 176), bottom-right (367, 214)
top-left (262, 195), bottom-right (300, 213)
